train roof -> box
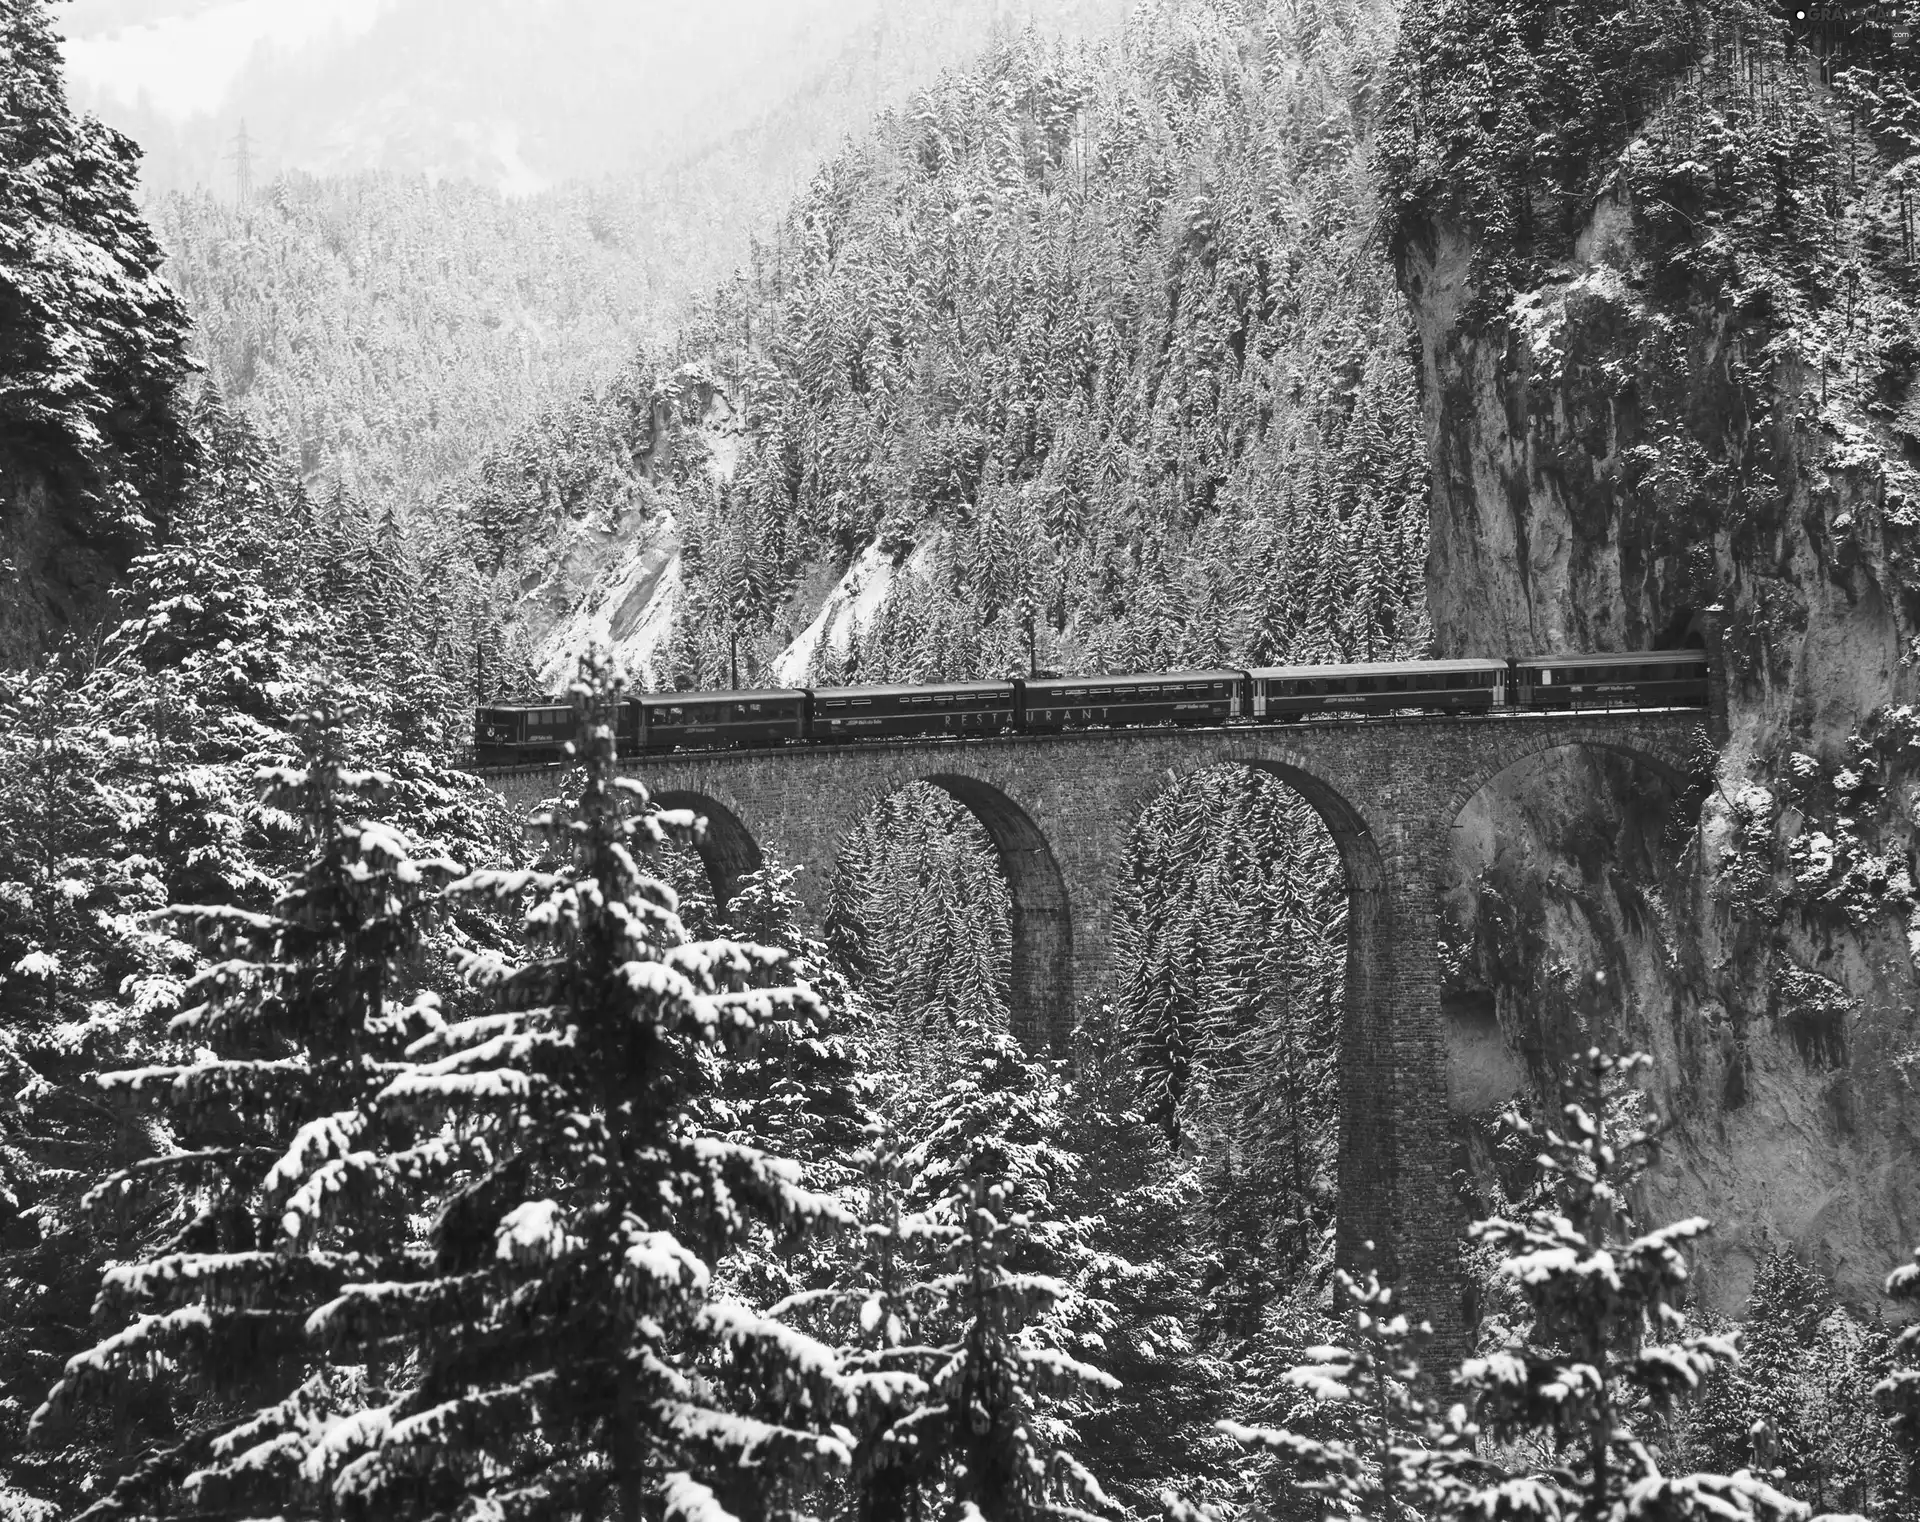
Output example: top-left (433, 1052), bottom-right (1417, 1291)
top-left (639, 687), bottom-right (807, 704)
top-left (810, 680), bottom-right (1016, 699)
top-left (1246, 657), bottom-right (1507, 679)
top-left (1024, 668), bottom-right (1244, 687)
top-left (1512, 649), bottom-right (1706, 668)
top-left (478, 700), bottom-right (570, 715)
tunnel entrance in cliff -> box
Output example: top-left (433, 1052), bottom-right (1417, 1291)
top-left (1100, 762), bottom-right (1348, 1290)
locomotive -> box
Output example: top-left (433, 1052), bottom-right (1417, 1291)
top-left (472, 649), bottom-right (1709, 768)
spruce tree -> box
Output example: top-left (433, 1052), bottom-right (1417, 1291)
top-left (708, 859), bottom-right (869, 1175)
top-left (0, 0), bottom-right (193, 519)
top-left (1050, 1099), bottom-right (1243, 1516)
top-left (296, 664), bottom-right (854, 1522)
top-left (1686, 1247), bottom-right (1903, 1513)
top-left (1218, 1049), bottom-right (1809, 1522)
top-left (33, 711), bottom-right (458, 1521)
top-left (1220, 1264), bottom-right (1490, 1520)
top-left (802, 1026), bottom-right (1120, 1522)
top-left (1879, 1242), bottom-right (1920, 1496)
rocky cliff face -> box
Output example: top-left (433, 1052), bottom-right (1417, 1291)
top-left (1401, 54), bottom-right (1920, 1311)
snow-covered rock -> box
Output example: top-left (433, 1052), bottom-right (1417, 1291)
top-left (772, 532), bottom-right (941, 686)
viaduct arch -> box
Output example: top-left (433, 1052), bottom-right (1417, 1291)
top-left (484, 710), bottom-right (1703, 1344)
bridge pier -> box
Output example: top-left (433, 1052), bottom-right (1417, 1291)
top-left (1356, 814), bottom-right (1464, 1348)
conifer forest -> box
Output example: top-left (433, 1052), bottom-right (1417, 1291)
top-left (12, 0), bottom-right (1920, 1516)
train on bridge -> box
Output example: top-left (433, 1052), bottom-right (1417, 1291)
top-left (472, 649), bottom-right (1709, 768)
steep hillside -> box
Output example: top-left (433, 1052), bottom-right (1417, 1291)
top-left (0, 0), bottom-right (193, 665)
top-left (485, 0), bottom-right (1430, 692)
top-left (1386, 0), bottom-right (1920, 1308)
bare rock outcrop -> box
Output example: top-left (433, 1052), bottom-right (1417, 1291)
top-left (1404, 101), bottom-right (1920, 1311)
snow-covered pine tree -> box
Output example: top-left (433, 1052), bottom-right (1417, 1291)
top-left (1684, 1246), bottom-right (1902, 1512)
top-left (31, 709), bottom-right (459, 1520)
top-left (1219, 1262), bottom-right (1491, 1520)
top-left (0, 665), bottom-right (188, 1511)
top-left (1878, 1242), bottom-right (1920, 1494)
top-left (775, 1118), bottom-right (948, 1521)
top-left (1048, 1098), bottom-right (1244, 1516)
top-left (802, 1021), bottom-right (1121, 1520)
top-left (1452, 1048), bottom-right (1793, 1522)
top-left (0, 0), bottom-right (193, 529)
top-left (298, 662), bottom-right (854, 1522)
top-left (0, 394), bottom-right (358, 1511)
top-left (698, 856), bottom-right (873, 1369)
top-left (1218, 1048), bottom-right (1810, 1522)
top-left (707, 858), bottom-right (869, 1175)
top-left (1122, 917), bottom-right (1201, 1138)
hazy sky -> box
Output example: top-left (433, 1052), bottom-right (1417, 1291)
top-left (57, 0), bottom-right (868, 120)
top-left (61, 0), bottom-right (395, 117)
top-left (54, 0), bottom-right (1100, 197)
top-left (54, 0), bottom-right (910, 193)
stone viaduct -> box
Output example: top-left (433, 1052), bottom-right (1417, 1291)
top-left (483, 709), bottom-right (1704, 1341)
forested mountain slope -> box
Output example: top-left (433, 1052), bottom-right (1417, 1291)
top-left (475, 0), bottom-right (1430, 692)
top-left (151, 175), bottom-right (680, 519)
top-left (462, 0), bottom-right (1920, 1332)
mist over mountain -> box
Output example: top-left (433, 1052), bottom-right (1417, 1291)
top-left (61, 0), bottom-right (1135, 196)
